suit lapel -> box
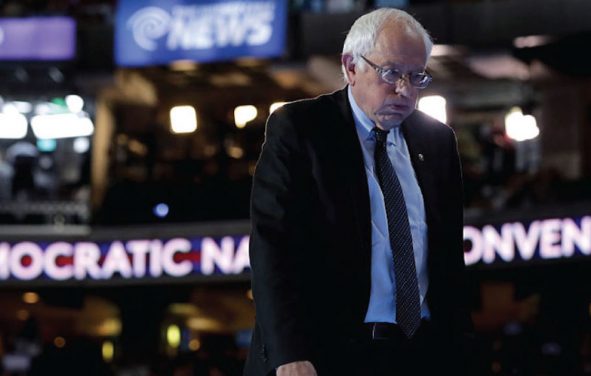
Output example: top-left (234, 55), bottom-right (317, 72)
top-left (401, 112), bottom-right (436, 224)
top-left (332, 89), bottom-right (372, 265)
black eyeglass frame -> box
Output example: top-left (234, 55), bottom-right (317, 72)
top-left (360, 55), bottom-right (432, 89)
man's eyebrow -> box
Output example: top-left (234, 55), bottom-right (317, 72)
top-left (380, 60), bottom-right (425, 70)
top-left (384, 64), bottom-right (426, 73)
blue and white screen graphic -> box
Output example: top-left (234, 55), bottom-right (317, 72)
top-left (115, 0), bottom-right (287, 66)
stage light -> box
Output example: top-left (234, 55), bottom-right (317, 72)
top-left (65, 95), bottom-right (84, 113)
top-left (166, 324), bottom-right (181, 348)
top-left (31, 113), bottom-right (94, 139)
top-left (22, 292), bottom-right (39, 304)
top-left (73, 137), bottom-right (90, 153)
top-left (102, 341), bottom-right (114, 362)
top-left (418, 95), bottom-right (447, 124)
top-left (6, 101), bottom-right (32, 114)
top-left (234, 105), bottom-right (257, 128)
top-left (170, 106), bottom-right (197, 134)
top-left (153, 203), bottom-right (169, 218)
top-left (0, 113), bottom-right (27, 139)
top-left (189, 338), bottom-right (201, 351)
top-left (505, 107), bottom-right (539, 142)
top-left (54, 337), bottom-right (66, 348)
top-left (37, 139), bottom-right (57, 152)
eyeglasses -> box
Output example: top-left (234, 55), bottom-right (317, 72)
top-left (360, 55), bottom-right (432, 89)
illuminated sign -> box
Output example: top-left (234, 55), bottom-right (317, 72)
top-left (115, 0), bottom-right (287, 66)
top-left (464, 215), bottom-right (591, 266)
top-left (0, 236), bottom-right (250, 282)
top-left (0, 17), bottom-right (76, 60)
top-left (2, 214), bottom-right (589, 283)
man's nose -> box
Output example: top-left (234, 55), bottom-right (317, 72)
top-left (392, 76), bottom-right (412, 96)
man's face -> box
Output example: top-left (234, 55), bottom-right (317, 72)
top-left (344, 22), bottom-right (428, 130)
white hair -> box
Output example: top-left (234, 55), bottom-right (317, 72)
top-left (341, 8), bottom-right (433, 82)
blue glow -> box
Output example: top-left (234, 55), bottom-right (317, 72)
top-left (36, 138), bottom-right (57, 152)
top-left (153, 203), bottom-right (169, 218)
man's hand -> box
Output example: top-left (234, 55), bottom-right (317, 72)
top-left (277, 361), bottom-right (318, 376)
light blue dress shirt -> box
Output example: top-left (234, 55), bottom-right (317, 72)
top-left (347, 87), bottom-right (430, 323)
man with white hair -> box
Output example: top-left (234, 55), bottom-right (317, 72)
top-left (245, 8), bottom-right (473, 376)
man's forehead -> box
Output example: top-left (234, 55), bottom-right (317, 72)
top-left (376, 22), bottom-right (423, 47)
top-left (371, 24), bottom-right (427, 65)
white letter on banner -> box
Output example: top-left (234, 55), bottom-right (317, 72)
top-left (513, 221), bottom-right (541, 261)
top-left (247, 8), bottom-right (273, 46)
top-left (10, 242), bottom-right (43, 280)
top-left (162, 238), bottom-right (192, 277)
top-left (101, 241), bottom-right (133, 279)
top-left (192, 16), bottom-right (213, 49)
top-left (127, 240), bottom-right (151, 278)
top-left (539, 218), bottom-right (562, 259)
top-left (562, 217), bottom-right (591, 257)
top-left (201, 237), bottom-right (235, 275)
top-left (44, 242), bottom-right (74, 280)
top-left (463, 226), bottom-right (483, 266)
top-left (232, 236), bottom-right (250, 273)
top-left (166, 8), bottom-right (188, 50)
top-left (0, 243), bottom-right (9, 279)
top-left (149, 240), bottom-right (163, 277)
top-left (215, 8), bottom-right (248, 47)
top-left (482, 224), bottom-right (514, 264)
top-left (74, 242), bottom-right (102, 280)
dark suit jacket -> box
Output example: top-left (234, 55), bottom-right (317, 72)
top-left (244, 88), bottom-right (473, 375)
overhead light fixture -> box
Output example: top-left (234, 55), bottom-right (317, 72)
top-left (65, 95), bottom-right (84, 113)
top-left (73, 137), bottom-right (90, 153)
top-left (17, 309), bottom-right (30, 321)
top-left (169, 60), bottom-right (198, 71)
top-left (418, 95), bottom-right (447, 124)
top-left (153, 203), bottom-right (169, 218)
top-left (54, 336), bottom-right (66, 348)
top-left (226, 145), bottom-right (244, 159)
top-left (22, 292), bottom-right (40, 304)
top-left (102, 341), bottom-right (114, 363)
top-left (35, 103), bottom-right (53, 115)
top-left (513, 35), bottom-right (553, 49)
top-left (0, 112), bottom-right (28, 139)
top-left (31, 113), bottom-right (94, 139)
top-left (269, 102), bottom-right (287, 114)
top-left (188, 338), bottom-right (201, 351)
top-left (234, 105), bottom-right (257, 128)
top-left (37, 139), bottom-right (57, 152)
top-left (430, 44), bottom-right (466, 57)
top-left (166, 324), bottom-right (181, 348)
top-left (505, 107), bottom-right (540, 142)
top-left (6, 101), bottom-right (33, 114)
top-left (170, 105), bottom-right (197, 134)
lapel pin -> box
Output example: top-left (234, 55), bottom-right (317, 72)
top-left (418, 153), bottom-right (424, 162)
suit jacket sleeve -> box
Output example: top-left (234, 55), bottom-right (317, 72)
top-left (249, 107), bottom-right (314, 371)
top-left (445, 127), bottom-right (476, 352)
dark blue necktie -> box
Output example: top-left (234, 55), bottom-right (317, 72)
top-left (373, 127), bottom-right (421, 338)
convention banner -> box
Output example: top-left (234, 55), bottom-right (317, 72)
top-left (115, 0), bottom-right (287, 66)
top-left (463, 215), bottom-right (591, 267)
top-left (3, 213), bottom-right (590, 284)
top-left (0, 235), bottom-right (250, 283)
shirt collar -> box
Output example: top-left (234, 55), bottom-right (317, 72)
top-left (348, 86), bottom-right (399, 145)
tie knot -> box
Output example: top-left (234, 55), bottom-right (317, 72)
top-left (373, 127), bottom-right (389, 146)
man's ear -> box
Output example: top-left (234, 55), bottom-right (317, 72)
top-left (341, 54), bottom-right (356, 84)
